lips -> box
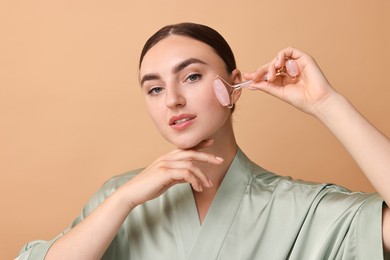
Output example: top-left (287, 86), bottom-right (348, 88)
top-left (169, 114), bottom-right (197, 126)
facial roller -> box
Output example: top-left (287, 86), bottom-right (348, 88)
top-left (213, 59), bottom-right (299, 108)
top-left (213, 77), bottom-right (252, 108)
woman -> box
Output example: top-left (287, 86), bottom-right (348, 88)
top-left (17, 22), bottom-right (390, 259)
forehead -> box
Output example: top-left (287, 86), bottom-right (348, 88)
top-left (139, 35), bottom-right (225, 75)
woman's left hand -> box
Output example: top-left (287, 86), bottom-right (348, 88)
top-left (243, 47), bottom-right (337, 116)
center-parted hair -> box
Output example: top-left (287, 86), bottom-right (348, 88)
top-left (139, 22), bottom-right (237, 75)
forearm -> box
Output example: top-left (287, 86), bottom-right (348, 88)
top-left (45, 187), bottom-right (134, 260)
top-left (42, 142), bottom-right (224, 259)
top-left (314, 92), bottom-right (390, 204)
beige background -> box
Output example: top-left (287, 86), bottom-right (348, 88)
top-left (1, 1), bottom-right (389, 259)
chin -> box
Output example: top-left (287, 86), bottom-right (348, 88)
top-left (175, 142), bottom-right (199, 150)
top-left (172, 138), bottom-right (206, 150)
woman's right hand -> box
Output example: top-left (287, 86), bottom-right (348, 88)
top-left (119, 140), bottom-right (223, 209)
top-left (44, 142), bottom-right (222, 260)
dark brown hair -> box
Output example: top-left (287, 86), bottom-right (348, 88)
top-left (139, 22), bottom-right (237, 74)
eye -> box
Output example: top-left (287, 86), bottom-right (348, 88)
top-left (186, 73), bottom-right (202, 82)
top-left (148, 86), bottom-right (164, 95)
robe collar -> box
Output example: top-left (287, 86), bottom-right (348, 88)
top-left (168, 148), bottom-right (253, 259)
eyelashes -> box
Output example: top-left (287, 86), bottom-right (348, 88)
top-left (146, 73), bottom-right (203, 96)
top-left (186, 73), bottom-right (202, 82)
top-left (148, 86), bottom-right (164, 95)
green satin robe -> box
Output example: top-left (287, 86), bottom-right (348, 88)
top-left (17, 149), bottom-right (389, 259)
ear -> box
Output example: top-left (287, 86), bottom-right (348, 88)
top-left (231, 69), bottom-right (243, 84)
top-left (230, 69), bottom-right (242, 104)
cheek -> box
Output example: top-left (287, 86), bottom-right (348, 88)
top-left (145, 100), bottom-right (164, 127)
top-left (195, 87), bottom-right (231, 126)
top-left (200, 86), bottom-right (227, 111)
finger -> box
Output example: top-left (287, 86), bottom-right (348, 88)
top-left (167, 149), bottom-right (224, 166)
top-left (275, 51), bottom-right (286, 69)
top-left (161, 160), bottom-right (212, 188)
top-left (267, 60), bottom-right (277, 82)
top-left (277, 47), bottom-right (300, 63)
top-left (247, 64), bottom-right (269, 83)
top-left (162, 167), bottom-right (204, 192)
top-left (242, 72), bottom-right (254, 81)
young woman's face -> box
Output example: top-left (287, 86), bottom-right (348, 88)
top-left (139, 35), bottom-right (239, 149)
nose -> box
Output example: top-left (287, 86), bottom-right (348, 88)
top-left (165, 86), bottom-right (186, 109)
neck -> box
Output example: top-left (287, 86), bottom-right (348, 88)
top-left (192, 139), bottom-right (238, 224)
top-left (188, 116), bottom-right (239, 223)
top-left (197, 125), bottom-right (238, 189)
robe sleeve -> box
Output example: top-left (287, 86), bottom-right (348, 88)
top-left (16, 207), bottom-right (93, 259)
top-left (15, 170), bottom-right (140, 260)
top-left (16, 232), bottom-right (66, 260)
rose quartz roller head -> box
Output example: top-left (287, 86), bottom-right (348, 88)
top-left (213, 59), bottom-right (299, 108)
top-left (275, 59), bottom-right (299, 78)
top-left (285, 59), bottom-right (299, 77)
top-left (213, 76), bottom-right (252, 108)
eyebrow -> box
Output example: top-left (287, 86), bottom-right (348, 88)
top-left (140, 74), bottom-right (160, 86)
top-left (172, 58), bottom-right (207, 74)
top-left (140, 58), bottom-right (207, 87)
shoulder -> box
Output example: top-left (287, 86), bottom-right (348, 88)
top-left (238, 149), bottom-right (378, 203)
top-left (248, 160), bottom-right (379, 205)
top-left (79, 168), bottom-right (144, 216)
top-left (248, 162), bottom-right (384, 226)
top-left (101, 168), bottom-right (144, 193)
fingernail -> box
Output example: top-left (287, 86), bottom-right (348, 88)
top-left (216, 156), bottom-right (224, 162)
top-left (243, 72), bottom-right (251, 79)
top-left (208, 179), bottom-right (213, 187)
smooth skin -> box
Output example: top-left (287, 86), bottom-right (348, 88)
top-left (44, 37), bottom-right (389, 259)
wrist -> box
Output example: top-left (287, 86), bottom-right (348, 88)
top-left (114, 184), bottom-right (138, 212)
top-left (311, 91), bottom-right (348, 123)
